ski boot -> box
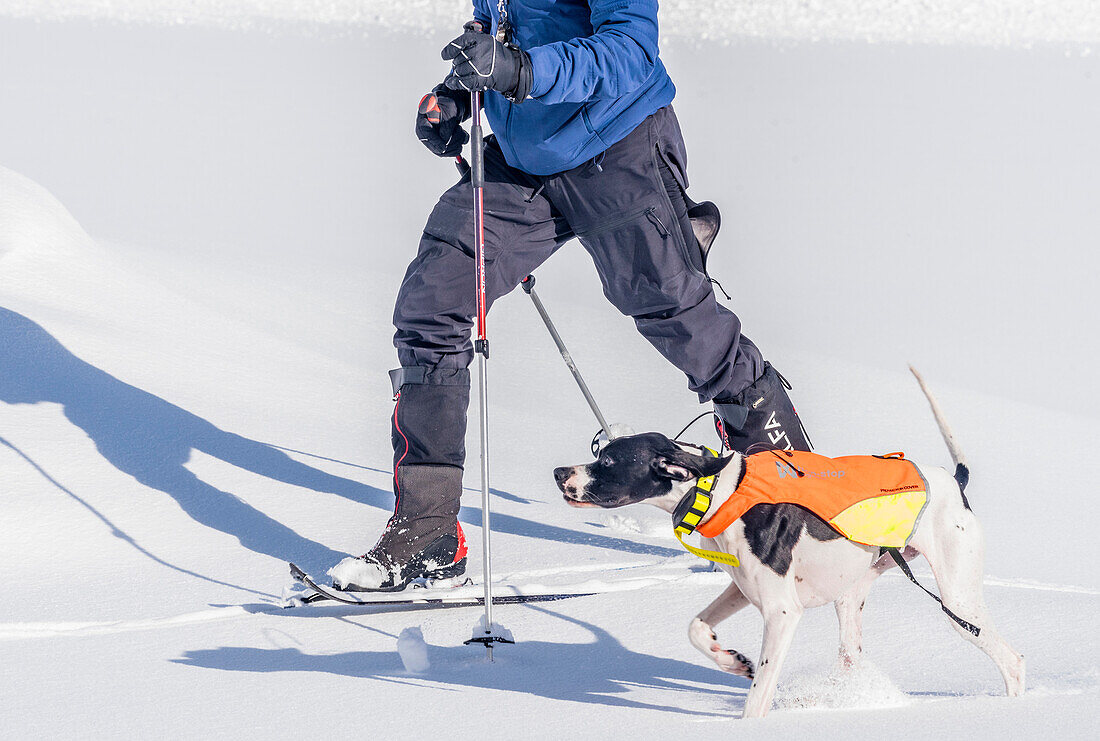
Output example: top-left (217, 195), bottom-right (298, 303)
top-left (713, 362), bottom-right (811, 453)
top-left (329, 523), bottom-right (468, 592)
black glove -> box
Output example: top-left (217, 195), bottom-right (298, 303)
top-left (415, 84), bottom-right (471, 157)
top-left (441, 22), bottom-right (532, 102)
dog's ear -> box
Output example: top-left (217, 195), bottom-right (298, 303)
top-left (653, 448), bottom-right (729, 481)
top-left (693, 451), bottom-right (730, 479)
top-left (653, 455), bottom-right (695, 481)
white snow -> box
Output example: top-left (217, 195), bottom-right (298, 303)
top-left (0, 1), bottom-right (1097, 48)
top-left (0, 167), bottom-right (91, 258)
top-left (328, 555), bottom-right (391, 590)
top-left (397, 626), bottom-right (431, 673)
top-left (775, 660), bottom-right (910, 711)
top-left (471, 615), bottom-right (516, 646)
top-left (1, 4), bottom-right (1098, 739)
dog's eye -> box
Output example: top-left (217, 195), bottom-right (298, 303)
top-left (599, 457), bottom-right (614, 467)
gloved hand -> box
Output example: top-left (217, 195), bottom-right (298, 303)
top-left (415, 84), bottom-right (470, 157)
top-left (441, 22), bottom-right (532, 102)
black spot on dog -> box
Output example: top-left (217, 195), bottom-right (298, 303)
top-left (953, 463), bottom-right (972, 510)
top-left (740, 503), bottom-right (842, 577)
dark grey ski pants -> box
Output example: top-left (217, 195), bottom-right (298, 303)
top-left (393, 106), bottom-right (764, 404)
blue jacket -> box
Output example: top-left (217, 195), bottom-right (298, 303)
top-left (471, 0), bottom-right (675, 175)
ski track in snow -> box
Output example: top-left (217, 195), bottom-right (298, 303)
top-left (2, 573), bottom-right (1093, 641)
top-left (0, 605), bottom-right (265, 640)
top-left (877, 572), bottom-right (1100, 596)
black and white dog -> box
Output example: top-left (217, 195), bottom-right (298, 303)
top-left (553, 373), bottom-right (1024, 718)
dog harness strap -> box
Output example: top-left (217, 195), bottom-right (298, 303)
top-left (887, 548), bottom-right (981, 636)
top-left (675, 529), bottom-right (741, 567)
top-left (671, 447), bottom-right (741, 567)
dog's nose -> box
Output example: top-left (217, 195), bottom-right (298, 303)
top-left (554, 467), bottom-right (571, 486)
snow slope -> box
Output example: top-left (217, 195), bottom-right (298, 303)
top-left (1, 8), bottom-right (1098, 740)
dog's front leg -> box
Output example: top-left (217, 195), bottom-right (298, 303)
top-left (689, 581), bottom-right (754, 677)
top-left (742, 603), bottom-right (803, 719)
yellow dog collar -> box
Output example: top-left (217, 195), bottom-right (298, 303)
top-left (671, 446), bottom-right (740, 567)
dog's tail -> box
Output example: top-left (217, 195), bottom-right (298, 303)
top-left (909, 365), bottom-right (970, 495)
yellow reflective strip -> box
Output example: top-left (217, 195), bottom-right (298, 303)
top-left (697, 475), bottom-right (716, 493)
top-left (693, 492), bottom-right (710, 511)
top-left (682, 511), bottom-right (701, 527)
top-left (675, 530), bottom-right (740, 567)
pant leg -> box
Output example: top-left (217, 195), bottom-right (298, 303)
top-left (372, 140), bottom-right (568, 565)
top-left (546, 107), bottom-right (764, 402)
top-left (393, 137), bottom-right (570, 371)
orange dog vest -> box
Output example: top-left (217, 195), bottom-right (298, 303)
top-left (696, 450), bottom-right (930, 548)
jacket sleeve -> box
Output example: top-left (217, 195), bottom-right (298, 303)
top-left (472, 0), bottom-right (492, 29)
top-left (526, 0), bottom-right (660, 103)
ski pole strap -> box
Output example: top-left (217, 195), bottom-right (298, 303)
top-left (886, 548), bottom-right (981, 636)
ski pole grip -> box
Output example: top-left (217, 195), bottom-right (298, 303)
top-left (521, 275), bottom-right (536, 294)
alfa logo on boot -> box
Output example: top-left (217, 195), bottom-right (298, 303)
top-left (764, 411), bottom-right (794, 451)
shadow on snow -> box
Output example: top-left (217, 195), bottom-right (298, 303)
top-left (0, 308), bottom-right (679, 578)
top-left (173, 604), bottom-right (745, 716)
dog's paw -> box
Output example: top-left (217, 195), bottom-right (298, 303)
top-left (718, 649), bottom-right (755, 679)
top-left (690, 618), bottom-right (755, 678)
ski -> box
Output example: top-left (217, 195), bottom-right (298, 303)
top-left (286, 562), bottom-right (598, 608)
top-left (285, 561), bottom-right (700, 609)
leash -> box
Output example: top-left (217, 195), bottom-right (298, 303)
top-left (886, 548), bottom-right (981, 636)
top-left (671, 447), bottom-right (740, 567)
top-left (673, 411), bottom-right (719, 447)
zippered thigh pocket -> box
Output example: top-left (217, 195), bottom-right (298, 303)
top-left (653, 142), bottom-right (706, 276)
top-left (574, 204), bottom-right (704, 316)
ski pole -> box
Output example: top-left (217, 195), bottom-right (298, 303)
top-left (463, 90), bottom-right (510, 662)
top-left (520, 275), bottom-right (613, 441)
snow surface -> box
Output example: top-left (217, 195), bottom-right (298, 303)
top-left (1, 5), bottom-right (1099, 739)
top-left (397, 626), bottom-right (431, 673)
top-left (0, 0), bottom-right (1098, 48)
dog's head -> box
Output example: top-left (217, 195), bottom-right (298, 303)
top-left (553, 432), bottom-right (729, 508)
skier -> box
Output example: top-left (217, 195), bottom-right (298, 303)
top-left (330, 0), bottom-right (811, 591)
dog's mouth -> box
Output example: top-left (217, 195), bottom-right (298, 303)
top-left (559, 482), bottom-right (597, 508)
top-left (563, 494), bottom-right (599, 508)
top-left (556, 466), bottom-right (597, 507)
